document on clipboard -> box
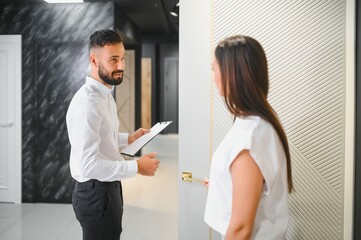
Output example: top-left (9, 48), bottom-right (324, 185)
top-left (121, 121), bottom-right (173, 157)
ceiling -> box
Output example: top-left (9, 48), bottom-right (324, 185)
top-left (0, 0), bottom-right (179, 42)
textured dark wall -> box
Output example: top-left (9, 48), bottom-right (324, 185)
top-left (0, 2), bottom-right (114, 203)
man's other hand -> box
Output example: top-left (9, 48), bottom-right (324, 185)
top-left (137, 152), bottom-right (159, 176)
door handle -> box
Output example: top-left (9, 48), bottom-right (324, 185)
top-left (181, 171), bottom-right (204, 183)
top-left (0, 122), bottom-right (13, 127)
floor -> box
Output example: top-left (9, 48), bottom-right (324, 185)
top-left (0, 134), bottom-right (179, 240)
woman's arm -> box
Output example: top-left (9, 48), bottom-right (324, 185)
top-left (225, 150), bottom-right (264, 240)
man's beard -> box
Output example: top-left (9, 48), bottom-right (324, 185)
top-left (98, 64), bottom-right (123, 86)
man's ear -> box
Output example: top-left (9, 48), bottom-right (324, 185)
top-left (90, 52), bottom-right (98, 67)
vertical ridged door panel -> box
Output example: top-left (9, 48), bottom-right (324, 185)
top-left (211, 1), bottom-right (345, 239)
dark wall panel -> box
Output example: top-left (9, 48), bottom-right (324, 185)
top-left (160, 43), bottom-right (179, 133)
top-left (35, 42), bottom-right (88, 202)
top-left (0, 2), bottom-right (114, 202)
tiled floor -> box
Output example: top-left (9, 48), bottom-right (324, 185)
top-left (0, 135), bottom-right (179, 240)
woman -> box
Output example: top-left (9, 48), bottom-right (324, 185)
top-left (204, 35), bottom-right (293, 240)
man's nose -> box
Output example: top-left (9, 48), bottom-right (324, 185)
top-left (117, 60), bottom-right (124, 70)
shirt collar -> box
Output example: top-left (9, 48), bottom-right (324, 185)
top-left (86, 76), bottom-right (114, 96)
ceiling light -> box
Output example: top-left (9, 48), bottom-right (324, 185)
top-left (44, 0), bottom-right (83, 3)
top-left (170, 1), bottom-right (179, 17)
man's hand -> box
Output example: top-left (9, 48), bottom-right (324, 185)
top-left (137, 152), bottom-right (159, 176)
top-left (128, 128), bottom-right (150, 144)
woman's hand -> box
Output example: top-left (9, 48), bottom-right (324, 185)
top-left (202, 177), bottom-right (209, 187)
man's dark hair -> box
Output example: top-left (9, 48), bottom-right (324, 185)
top-left (89, 29), bottom-right (123, 51)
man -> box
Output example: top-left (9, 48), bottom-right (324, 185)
top-left (66, 29), bottom-right (159, 240)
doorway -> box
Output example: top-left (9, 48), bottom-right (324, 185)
top-left (0, 35), bottom-right (22, 204)
top-left (163, 57), bottom-right (179, 133)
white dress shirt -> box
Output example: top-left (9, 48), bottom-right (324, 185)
top-left (204, 116), bottom-right (289, 239)
top-left (66, 76), bottom-right (138, 182)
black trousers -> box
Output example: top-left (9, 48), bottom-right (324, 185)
top-left (72, 179), bottom-right (123, 240)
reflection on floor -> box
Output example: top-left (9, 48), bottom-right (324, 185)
top-left (0, 134), bottom-right (179, 240)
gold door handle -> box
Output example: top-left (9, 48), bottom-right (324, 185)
top-left (182, 171), bottom-right (204, 183)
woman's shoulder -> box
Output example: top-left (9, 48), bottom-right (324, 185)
top-left (234, 115), bottom-right (267, 129)
top-left (235, 116), bottom-right (277, 139)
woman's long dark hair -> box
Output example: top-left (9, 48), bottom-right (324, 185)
top-left (215, 35), bottom-right (293, 192)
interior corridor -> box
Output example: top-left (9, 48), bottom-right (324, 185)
top-left (0, 134), bottom-right (179, 240)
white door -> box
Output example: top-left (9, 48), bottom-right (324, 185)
top-left (178, 0), bottom-right (213, 239)
top-left (179, 0), bottom-right (355, 239)
top-left (0, 35), bottom-right (22, 203)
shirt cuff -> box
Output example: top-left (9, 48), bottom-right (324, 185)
top-left (127, 160), bottom-right (138, 177)
top-left (118, 133), bottom-right (129, 147)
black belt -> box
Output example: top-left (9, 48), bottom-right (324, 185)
top-left (77, 179), bottom-right (121, 189)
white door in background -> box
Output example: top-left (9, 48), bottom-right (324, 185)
top-left (0, 35), bottom-right (22, 203)
top-left (178, 0), bottom-right (213, 239)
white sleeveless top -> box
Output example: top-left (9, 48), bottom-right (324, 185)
top-left (204, 116), bottom-right (289, 239)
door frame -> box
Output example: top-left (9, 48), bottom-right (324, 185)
top-left (0, 35), bottom-right (22, 204)
top-left (344, 0), bottom-right (356, 238)
top-left (13, 35), bottom-right (22, 204)
top-left (354, 0), bottom-right (360, 238)
top-left (178, 0), bottom-right (212, 238)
